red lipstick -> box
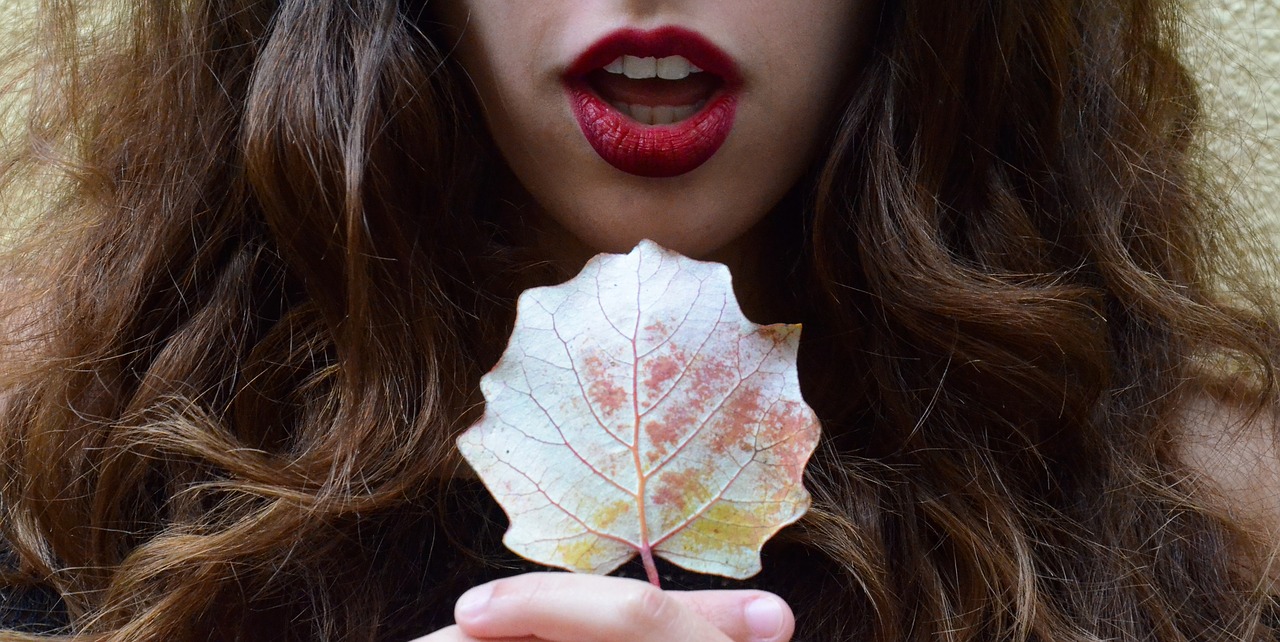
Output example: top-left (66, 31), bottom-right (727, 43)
top-left (565, 27), bottom-right (743, 178)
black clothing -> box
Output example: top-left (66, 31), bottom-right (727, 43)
top-left (0, 480), bottom-right (832, 640)
top-left (0, 545), bottom-right (68, 634)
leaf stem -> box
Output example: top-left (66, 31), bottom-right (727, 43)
top-left (640, 546), bottom-right (661, 588)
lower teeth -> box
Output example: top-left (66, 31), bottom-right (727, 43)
top-left (610, 100), bottom-right (708, 126)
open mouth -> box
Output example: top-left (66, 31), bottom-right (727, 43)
top-left (584, 54), bottom-right (724, 126)
top-left (564, 28), bottom-right (742, 178)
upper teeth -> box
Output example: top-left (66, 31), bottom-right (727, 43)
top-left (604, 55), bottom-right (704, 80)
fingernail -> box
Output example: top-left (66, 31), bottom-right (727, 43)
top-left (455, 584), bottom-right (494, 620)
top-left (745, 596), bottom-right (785, 640)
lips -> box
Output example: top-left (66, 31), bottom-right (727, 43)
top-left (564, 27), bottom-right (743, 178)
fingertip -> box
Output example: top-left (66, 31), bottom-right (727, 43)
top-left (668, 589), bottom-right (795, 642)
top-left (454, 582), bottom-right (494, 623)
top-left (744, 594), bottom-right (792, 641)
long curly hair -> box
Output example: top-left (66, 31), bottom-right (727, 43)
top-left (1, 0), bottom-right (1277, 640)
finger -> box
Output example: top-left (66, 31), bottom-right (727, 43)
top-left (404, 624), bottom-right (538, 642)
top-left (667, 589), bottom-right (794, 642)
top-left (454, 573), bottom-right (791, 642)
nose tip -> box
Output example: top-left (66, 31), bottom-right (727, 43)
top-left (619, 0), bottom-right (679, 19)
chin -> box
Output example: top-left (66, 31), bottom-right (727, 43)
top-left (560, 213), bottom-right (760, 265)
top-left (542, 181), bottom-right (770, 262)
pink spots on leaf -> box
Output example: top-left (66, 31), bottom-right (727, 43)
top-left (643, 352), bottom-right (684, 397)
top-left (759, 401), bottom-right (820, 477)
top-left (687, 354), bottom-right (737, 402)
top-left (645, 417), bottom-right (681, 455)
top-left (651, 467), bottom-right (704, 513)
top-left (644, 396), bottom-right (699, 453)
top-left (709, 385), bottom-right (767, 455)
top-left (643, 320), bottom-right (671, 344)
top-left (583, 352), bottom-right (629, 416)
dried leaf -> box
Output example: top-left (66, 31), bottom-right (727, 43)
top-left (457, 240), bottom-right (820, 584)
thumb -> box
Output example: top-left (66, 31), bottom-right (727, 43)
top-left (666, 590), bottom-right (795, 642)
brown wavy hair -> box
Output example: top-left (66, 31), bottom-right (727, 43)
top-left (1, 0), bottom-right (1277, 640)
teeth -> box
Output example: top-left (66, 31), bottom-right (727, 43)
top-left (605, 55), bottom-right (704, 80)
top-left (609, 100), bottom-right (708, 126)
top-left (656, 56), bottom-right (701, 80)
top-left (651, 106), bottom-right (676, 125)
top-left (629, 104), bottom-right (653, 123)
top-left (622, 55), bottom-right (658, 79)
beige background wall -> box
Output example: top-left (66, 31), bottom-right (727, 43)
top-left (0, 0), bottom-right (1276, 234)
top-left (1189, 0), bottom-right (1280, 240)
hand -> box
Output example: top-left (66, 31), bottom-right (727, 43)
top-left (410, 572), bottom-right (794, 642)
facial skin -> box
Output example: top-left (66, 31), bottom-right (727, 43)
top-left (434, 0), bottom-right (873, 264)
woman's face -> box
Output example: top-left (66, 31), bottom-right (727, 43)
top-left (436, 1), bottom-right (871, 260)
